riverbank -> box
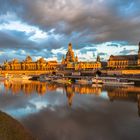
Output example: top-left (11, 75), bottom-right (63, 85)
top-left (0, 111), bottom-right (35, 140)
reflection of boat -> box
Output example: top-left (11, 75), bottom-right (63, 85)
top-left (0, 75), bottom-right (5, 80)
top-left (92, 78), bottom-right (103, 84)
top-left (101, 77), bottom-right (135, 85)
top-left (92, 84), bottom-right (103, 88)
top-left (52, 78), bottom-right (71, 84)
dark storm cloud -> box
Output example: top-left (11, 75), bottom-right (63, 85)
top-left (0, 0), bottom-right (140, 62)
top-left (0, 30), bottom-right (36, 50)
top-left (0, 29), bottom-right (53, 62)
top-left (1, 0), bottom-right (140, 44)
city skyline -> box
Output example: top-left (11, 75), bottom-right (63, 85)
top-left (0, 0), bottom-right (140, 62)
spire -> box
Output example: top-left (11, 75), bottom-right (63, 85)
top-left (139, 42), bottom-right (140, 53)
top-left (96, 55), bottom-right (100, 62)
top-left (68, 43), bottom-right (72, 50)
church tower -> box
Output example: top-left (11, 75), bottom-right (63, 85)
top-left (66, 43), bottom-right (75, 62)
top-left (61, 43), bottom-right (78, 64)
top-left (138, 42), bottom-right (140, 66)
top-left (65, 43), bottom-right (78, 63)
top-left (96, 55), bottom-right (101, 62)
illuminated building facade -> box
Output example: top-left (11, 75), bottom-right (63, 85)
top-left (3, 56), bottom-right (58, 71)
top-left (61, 43), bottom-right (101, 70)
top-left (107, 42), bottom-right (140, 69)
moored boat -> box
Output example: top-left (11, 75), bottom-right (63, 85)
top-left (100, 77), bottom-right (135, 85)
top-left (75, 79), bottom-right (92, 84)
top-left (37, 75), bottom-right (52, 82)
top-left (52, 78), bottom-right (71, 84)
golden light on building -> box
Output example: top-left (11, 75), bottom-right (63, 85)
top-left (107, 42), bottom-right (140, 69)
top-left (61, 43), bottom-right (102, 70)
top-left (3, 56), bottom-right (58, 71)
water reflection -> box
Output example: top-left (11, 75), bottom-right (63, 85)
top-left (2, 80), bottom-right (140, 117)
top-left (105, 86), bottom-right (140, 117)
top-left (1, 80), bottom-right (140, 140)
top-left (4, 80), bottom-right (57, 95)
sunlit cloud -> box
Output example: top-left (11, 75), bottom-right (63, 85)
top-left (51, 47), bottom-right (67, 55)
top-left (0, 20), bottom-right (48, 41)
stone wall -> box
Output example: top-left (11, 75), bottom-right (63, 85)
top-left (107, 70), bottom-right (140, 75)
top-left (0, 70), bottom-right (53, 75)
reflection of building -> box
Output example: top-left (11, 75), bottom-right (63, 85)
top-left (61, 43), bottom-right (101, 70)
top-left (3, 56), bottom-right (58, 71)
top-left (4, 81), bottom-right (57, 95)
top-left (137, 94), bottom-right (140, 117)
top-left (65, 85), bottom-right (75, 107)
top-left (74, 85), bottom-right (102, 95)
top-left (107, 86), bottom-right (140, 117)
top-left (64, 84), bottom-right (102, 106)
top-left (107, 42), bottom-right (140, 69)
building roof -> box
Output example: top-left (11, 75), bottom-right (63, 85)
top-left (109, 55), bottom-right (138, 61)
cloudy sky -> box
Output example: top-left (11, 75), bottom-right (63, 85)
top-left (0, 0), bottom-right (140, 63)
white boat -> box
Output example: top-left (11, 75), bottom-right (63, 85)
top-left (100, 77), bottom-right (135, 85)
top-left (75, 79), bottom-right (92, 84)
top-left (52, 78), bottom-right (71, 84)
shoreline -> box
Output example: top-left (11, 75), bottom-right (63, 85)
top-left (0, 111), bottom-right (35, 140)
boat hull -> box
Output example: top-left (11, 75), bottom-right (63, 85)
top-left (75, 79), bottom-right (92, 85)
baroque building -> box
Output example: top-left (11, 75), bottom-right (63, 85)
top-left (61, 43), bottom-right (78, 64)
top-left (3, 56), bottom-right (58, 71)
top-left (107, 42), bottom-right (140, 69)
top-left (61, 43), bottom-right (101, 70)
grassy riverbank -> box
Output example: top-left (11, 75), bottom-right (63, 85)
top-left (0, 111), bottom-right (35, 140)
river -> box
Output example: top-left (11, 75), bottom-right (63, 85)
top-left (0, 80), bottom-right (140, 140)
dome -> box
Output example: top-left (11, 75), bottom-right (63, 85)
top-left (38, 57), bottom-right (46, 63)
top-left (25, 56), bottom-right (32, 62)
top-left (12, 59), bottom-right (19, 63)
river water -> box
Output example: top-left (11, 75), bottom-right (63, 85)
top-left (0, 80), bottom-right (140, 140)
